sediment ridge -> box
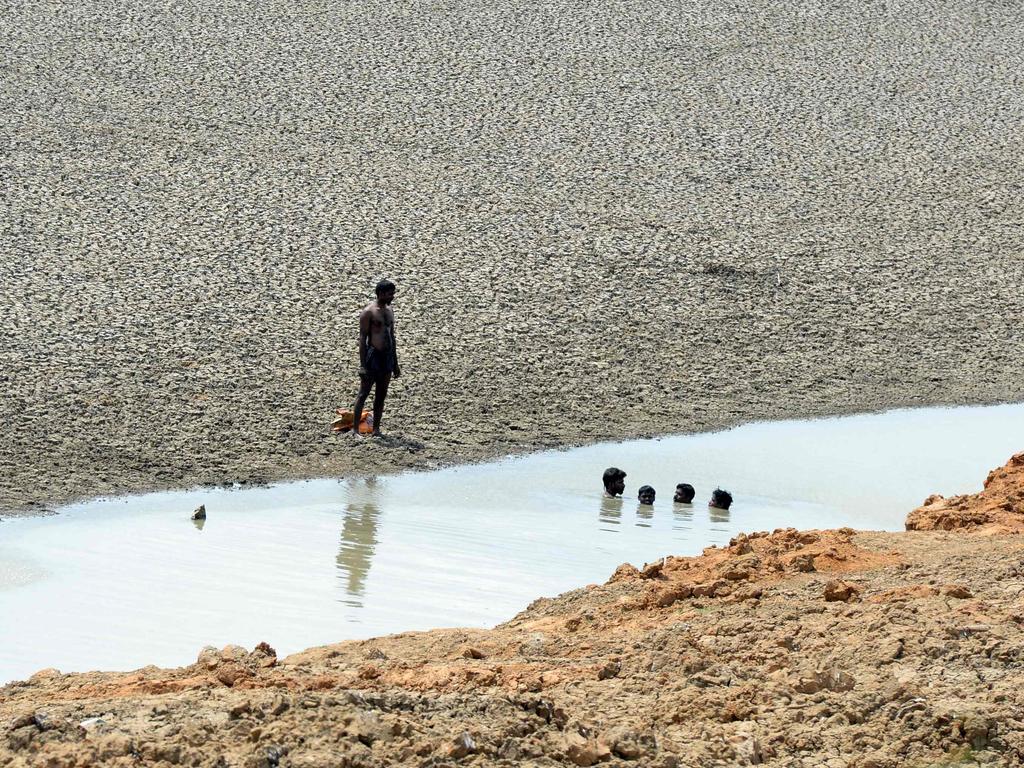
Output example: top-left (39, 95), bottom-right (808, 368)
top-left (4, 454), bottom-right (1024, 767)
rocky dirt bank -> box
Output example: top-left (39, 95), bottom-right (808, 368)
top-left (3, 0), bottom-right (1024, 515)
top-left (4, 455), bottom-right (1024, 767)
top-left (907, 452), bottom-right (1024, 534)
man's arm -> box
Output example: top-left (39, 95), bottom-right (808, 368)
top-left (391, 311), bottom-right (400, 378)
top-left (358, 308), bottom-right (370, 375)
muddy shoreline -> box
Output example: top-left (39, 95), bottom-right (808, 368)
top-left (6, 396), bottom-right (1014, 519)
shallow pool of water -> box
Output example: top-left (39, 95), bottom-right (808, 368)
top-left (1, 403), bottom-right (1022, 683)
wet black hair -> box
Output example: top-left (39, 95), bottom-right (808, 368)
top-left (638, 485), bottom-right (656, 497)
top-left (675, 483), bottom-right (695, 503)
top-left (375, 279), bottom-right (396, 296)
top-left (710, 488), bottom-right (733, 510)
top-left (602, 467), bottom-right (626, 489)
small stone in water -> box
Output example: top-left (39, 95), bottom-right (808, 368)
top-left (191, 505), bottom-right (206, 520)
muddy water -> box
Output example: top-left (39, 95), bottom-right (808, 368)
top-left (1, 403), bottom-right (1022, 683)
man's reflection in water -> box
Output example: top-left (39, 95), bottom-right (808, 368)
top-left (709, 505), bottom-right (731, 526)
top-left (672, 503), bottom-right (693, 531)
top-left (336, 478), bottom-right (383, 607)
top-left (599, 495), bottom-right (623, 529)
top-left (635, 504), bottom-right (654, 528)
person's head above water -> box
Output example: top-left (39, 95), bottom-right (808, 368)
top-left (602, 467), bottom-right (626, 497)
top-left (709, 488), bottom-right (733, 510)
top-left (674, 483), bottom-right (695, 504)
top-left (375, 279), bottom-right (396, 304)
top-left (638, 485), bottom-right (656, 505)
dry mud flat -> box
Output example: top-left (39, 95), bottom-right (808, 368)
top-left (4, 455), bottom-right (1024, 767)
top-left (3, 0), bottom-right (1024, 513)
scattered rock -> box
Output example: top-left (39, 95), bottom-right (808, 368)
top-left (721, 566), bottom-right (751, 581)
top-left (607, 563), bottom-right (641, 583)
top-left (729, 730), bottom-right (764, 765)
top-left (790, 554), bottom-right (816, 573)
top-left (641, 559), bottom-right (667, 579)
top-left (605, 727), bottom-right (656, 760)
top-left (191, 504), bottom-right (207, 520)
top-left (348, 712), bottom-right (391, 746)
top-left (266, 695), bottom-right (290, 717)
top-left (197, 646), bottom-right (221, 670)
top-left (252, 641), bottom-right (276, 657)
top-left (824, 580), bottom-right (860, 602)
top-left (942, 584), bottom-right (974, 599)
top-left (250, 642), bottom-right (277, 668)
top-left (446, 732), bottom-right (476, 759)
top-left (221, 644), bottom-right (248, 662)
top-left (793, 668), bottom-right (856, 694)
top-left (214, 663), bottom-right (251, 687)
top-left (32, 711), bottom-right (54, 731)
top-left (653, 583), bottom-right (693, 607)
top-left (730, 585), bottom-right (764, 602)
top-left (564, 733), bottom-right (611, 766)
top-left (254, 744), bottom-right (285, 768)
top-left (693, 580), bottom-right (729, 598)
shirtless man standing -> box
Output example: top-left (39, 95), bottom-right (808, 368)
top-left (352, 279), bottom-right (401, 436)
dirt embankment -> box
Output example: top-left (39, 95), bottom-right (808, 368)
top-left (907, 452), bottom-right (1024, 534)
top-left (4, 455), bottom-right (1024, 767)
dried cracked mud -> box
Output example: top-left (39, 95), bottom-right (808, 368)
top-left (2, 0), bottom-right (1024, 514)
top-left (5, 454), bottom-right (1024, 767)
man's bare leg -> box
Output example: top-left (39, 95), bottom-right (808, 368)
top-left (352, 376), bottom-right (373, 436)
top-left (371, 373), bottom-right (391, 436)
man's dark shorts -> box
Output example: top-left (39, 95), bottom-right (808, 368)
top-left (364, 346), bottom-right (396, 382)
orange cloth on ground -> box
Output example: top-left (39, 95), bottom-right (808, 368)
top-left (331, 409), bottom-right (374, 434)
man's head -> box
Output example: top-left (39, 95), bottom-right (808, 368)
top-left (638, 485), bottom-right (656, 505)
top-left (709, 488), bottom-right (733, 510)
top-left (674, 483), bottom-right (695, 504)
top-left (375, 279), bottom-right (396, 304)
top-left (602, 467), bottom-right (626, 497)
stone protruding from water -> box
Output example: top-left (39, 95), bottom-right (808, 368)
top-left (191, 505), bottom-right (206, 521)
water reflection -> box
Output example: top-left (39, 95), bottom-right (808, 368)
top-left (599, 496), bottom-right (623, 528)
top-left (336, 479), bottom-right (382, 607)
top-left (708, 505), bottom-right (731, 526)
top-left (635, 504), bottom-right (654, 528)
top-left (672, 503), bottom-right (693, 531)
top-left (191, 518), bottom-right (206, 532)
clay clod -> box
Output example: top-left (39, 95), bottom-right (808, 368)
top-left (824, 580), bottom-right (861, 602)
